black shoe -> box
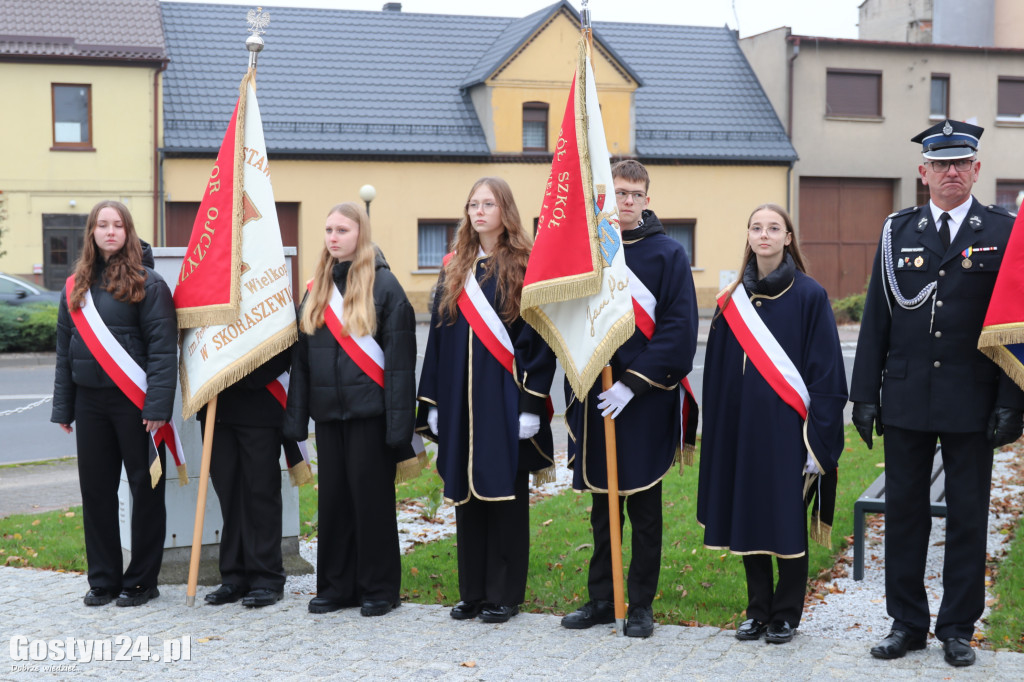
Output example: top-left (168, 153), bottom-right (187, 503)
top-left (242, 588), bottom-right (283, 607)
top-left (204, 584), bottom-right (248, 605)
top-left (870, 630), bottom-right (927, 659)
top-left (450, 600), bottom-right (483, 620)
top-left (765, 620), bottom-right (795, 644)
top-left (83, 588), bottom-right (115, 606)
top-left (478, 604), bottom-right (519, 623)
top-left (360, 599), bottom-right (398, 617)
top-left (116, 586), bottom-right (159, 607)
top-left (560, 600), bottom-right (615, 629)
top-left (625, 606), bottom-right (655, 638)
top-left (942, 638), bottom-right (976, 667)
top-left (308, 596), bottom-right (347, 614)
top-left (735, 618), bottom-right (768, 641)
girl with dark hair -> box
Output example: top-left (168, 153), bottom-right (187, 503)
top-left (417, 177), bottom-right (556, 624)
top-left (284, 202), bottom-right (418, 617)
top-left (51, 200), bottom-right (178, 607)
top-left (697, 203), bottom-right (848, 644)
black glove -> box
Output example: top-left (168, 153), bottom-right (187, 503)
top-left (987, 407), bottom-right (1023, 449)
top-left (852, 402), bottom-right (883, 450)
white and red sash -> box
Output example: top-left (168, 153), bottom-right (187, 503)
top-left (313, 281), bottom-right (386, 388)
top-left (266, 372), bottom-right (313, 486)
top-left (65, 275), bottom-right (186, 487)
top-left (626, 267), bottom-right (699, 457)
top-left (717, 284), bottom-right (810, 419)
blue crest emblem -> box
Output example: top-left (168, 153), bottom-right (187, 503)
top-left (597, 197), bottom-right (620, 266)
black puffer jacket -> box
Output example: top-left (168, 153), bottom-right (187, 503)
top-left (283, 255), bottom-right (416, 448)
top-left (51, 243), bottom-right (178, 424)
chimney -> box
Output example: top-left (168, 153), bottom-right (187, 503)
top-left (382, 2), bottom-right (402, 11)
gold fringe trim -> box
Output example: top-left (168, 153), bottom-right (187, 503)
top-left (176, 463), bottom-right (188, 488)
top-left (677, 443), bottom-right (695, 469)
top-left (809, 513), bottom-right (832, 550)
top-left (179, 325), bottom-right (298, 419)
top-left (149, 458), bottom-right (163, 490)
top-left (533, 464), bottom-right (556, 486)
top-left (288, 460), bottom-right (313, 488)
top-left (395, 449), bottom-right (429, 484)
top-left (979, 343), bottom-right (1024, 391)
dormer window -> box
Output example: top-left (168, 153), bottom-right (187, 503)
top-left (522, 102), bottom-right (549, 151)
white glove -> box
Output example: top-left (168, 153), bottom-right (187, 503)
top-left (518, 412), bottom-right (540, 440)
top-left (596, 381), bottom-right (634, 419)
top-left (804, 453), bottom-right (820, 475)
top-left (427, 407), bottom-right (439, 436)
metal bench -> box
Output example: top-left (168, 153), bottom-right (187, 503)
top-left (852, 447), bottom-right (946, 580)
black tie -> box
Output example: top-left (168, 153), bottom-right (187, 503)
top-left (938, 212), bottom-right (951, 251)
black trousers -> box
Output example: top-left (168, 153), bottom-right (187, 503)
top-left (454, 470), bottom-right (530, 607)
top-left (742, 553), bottom-right (808, 627)
top-left (588, 481), bottom-right (662, 609)
top-left (75, 387), bottom-right (166, 591)
top-left (315, 416), bottom-right (400, 604)
top-left (883, 426), bottom-right (993, 640)
top-left (203, 420), bottom-right (285, 591)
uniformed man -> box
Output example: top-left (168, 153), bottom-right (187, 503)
top-left (850, 120), bottom-right (1024, 667)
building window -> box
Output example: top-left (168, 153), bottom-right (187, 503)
top-left (825, 70), bottom-right (882, 118)
top-left (52, 84), bottom-right (92, 149)
top-left (522, 102), bottom-right (549, 151)
top-left (662, 219), bottom-right (696, 265)
top-left (997, 77), bottom-right (1024, 119)
top-left (930, 74), bottom-right (949, 119)
top-left (995, 180), bottom-right (1024, 213)
top-left (418, 220), bottom-right (459, 268)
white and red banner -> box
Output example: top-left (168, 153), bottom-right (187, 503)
top-left (717, 285), bottom-right (810, 419)
top-left (520, 37), bottom-right (634, 399)
top-left (176, 73), bottom-right (298, 418)
top-left (68, 277), bottom-right (187, 487)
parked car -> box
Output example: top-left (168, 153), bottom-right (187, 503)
top-left (0, 273), bottom-right (61, 306)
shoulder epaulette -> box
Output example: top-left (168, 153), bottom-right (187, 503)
top-left (985, 204), bottom-right (1015, 218)
top-left (886, 206), bottom-right (919, 220)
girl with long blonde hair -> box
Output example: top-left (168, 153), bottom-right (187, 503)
top-left (285, 201), bottom-right (418, 617)
top-left (416, 177), bottom-right (556, 624)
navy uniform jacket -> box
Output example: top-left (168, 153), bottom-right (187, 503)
top-left (697, 267), bottom-right (847, 557)
top-left (851, 197), bottom-right (1024, 432)
top-left (565, 211), bottom-right (698, 493)
top-left (416, 255), bottom-right (556, 504)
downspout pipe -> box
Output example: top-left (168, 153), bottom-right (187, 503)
top-left (153, 58), bottom-right (168, 245)
top-left (787, 36), bottom-right (800, 214)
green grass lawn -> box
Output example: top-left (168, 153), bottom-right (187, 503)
top-left (399, 425), bottom-right (886, 628)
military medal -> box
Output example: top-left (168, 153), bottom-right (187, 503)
top-left (914, 256), bottom-right (924, 268)
top-left (961, 246), bottom-right (972, 269)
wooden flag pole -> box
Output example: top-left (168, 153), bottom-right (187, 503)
top-left (185, 395), bottom-right (218, 606)
top-left (601, 366), bottom-right (627, 635)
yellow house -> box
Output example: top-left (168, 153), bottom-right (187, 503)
top-left (160, 1), bottom-right (796, 311)
top-left (0, 0), bottom-right (166, 290)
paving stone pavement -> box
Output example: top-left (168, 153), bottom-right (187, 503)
top-left (2, 566), bottom-right (1023, 681)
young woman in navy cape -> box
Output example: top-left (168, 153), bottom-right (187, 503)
top-left (284, 202), bottom-right (418, 617)
top-left (697, 203), bottom-right (848, 644)
top-left (416, 177), bottom-right (556, 624)
top-left (51, 200), bottom-right (177, 608)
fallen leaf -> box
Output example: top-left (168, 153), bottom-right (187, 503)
top-left (541, 519), bottom-right (553, 527)
top-left (410, 567), bottom-right (419, 576)
top-left (461, 661), bottom-right (476, 668)
top-left (31, 520), bottom-right (40, 526)
top-left (64, 512), bottom-right (75, 518)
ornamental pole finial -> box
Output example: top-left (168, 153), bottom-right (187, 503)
top-left (246, 7), bottom-right (269, 70)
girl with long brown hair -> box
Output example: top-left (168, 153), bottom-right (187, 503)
top-left (284, 202), bottom-right (417, 617)
top-left (697, 203), bottom-right (847, 644)
top-left (416, 177), bottom-right (556, 624)
top-left (51, 200), bottom-right (177, 607)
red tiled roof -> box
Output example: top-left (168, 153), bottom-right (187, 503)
top-left (0, 0), bottom-right (165, 61)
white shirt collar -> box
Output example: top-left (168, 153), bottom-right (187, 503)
top-left (929, 197), bottom-right (972, 241)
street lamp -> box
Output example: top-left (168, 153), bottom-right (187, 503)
top-left (359, 184), bottom-right (377, 216)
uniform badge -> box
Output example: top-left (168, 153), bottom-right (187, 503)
top-left (917, 216), bottom-right (929, 230)
top-left (969, 215), bottom-right (982, 228)
top-left (914, 256), bottom-right (924, 268)
top-left (943, 120), bottom-right (953, 136)
top-left (897, 258), bottom-right (905, 268)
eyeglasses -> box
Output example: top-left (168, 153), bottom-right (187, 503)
top-left (748, 225), bottom-right (785, 236)
top-left (467, 202), bottom-right (497, 212)
top-left (927, 158), bottom-right (976, 173)
top-left (614, 190), bottom-right (647, 202)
